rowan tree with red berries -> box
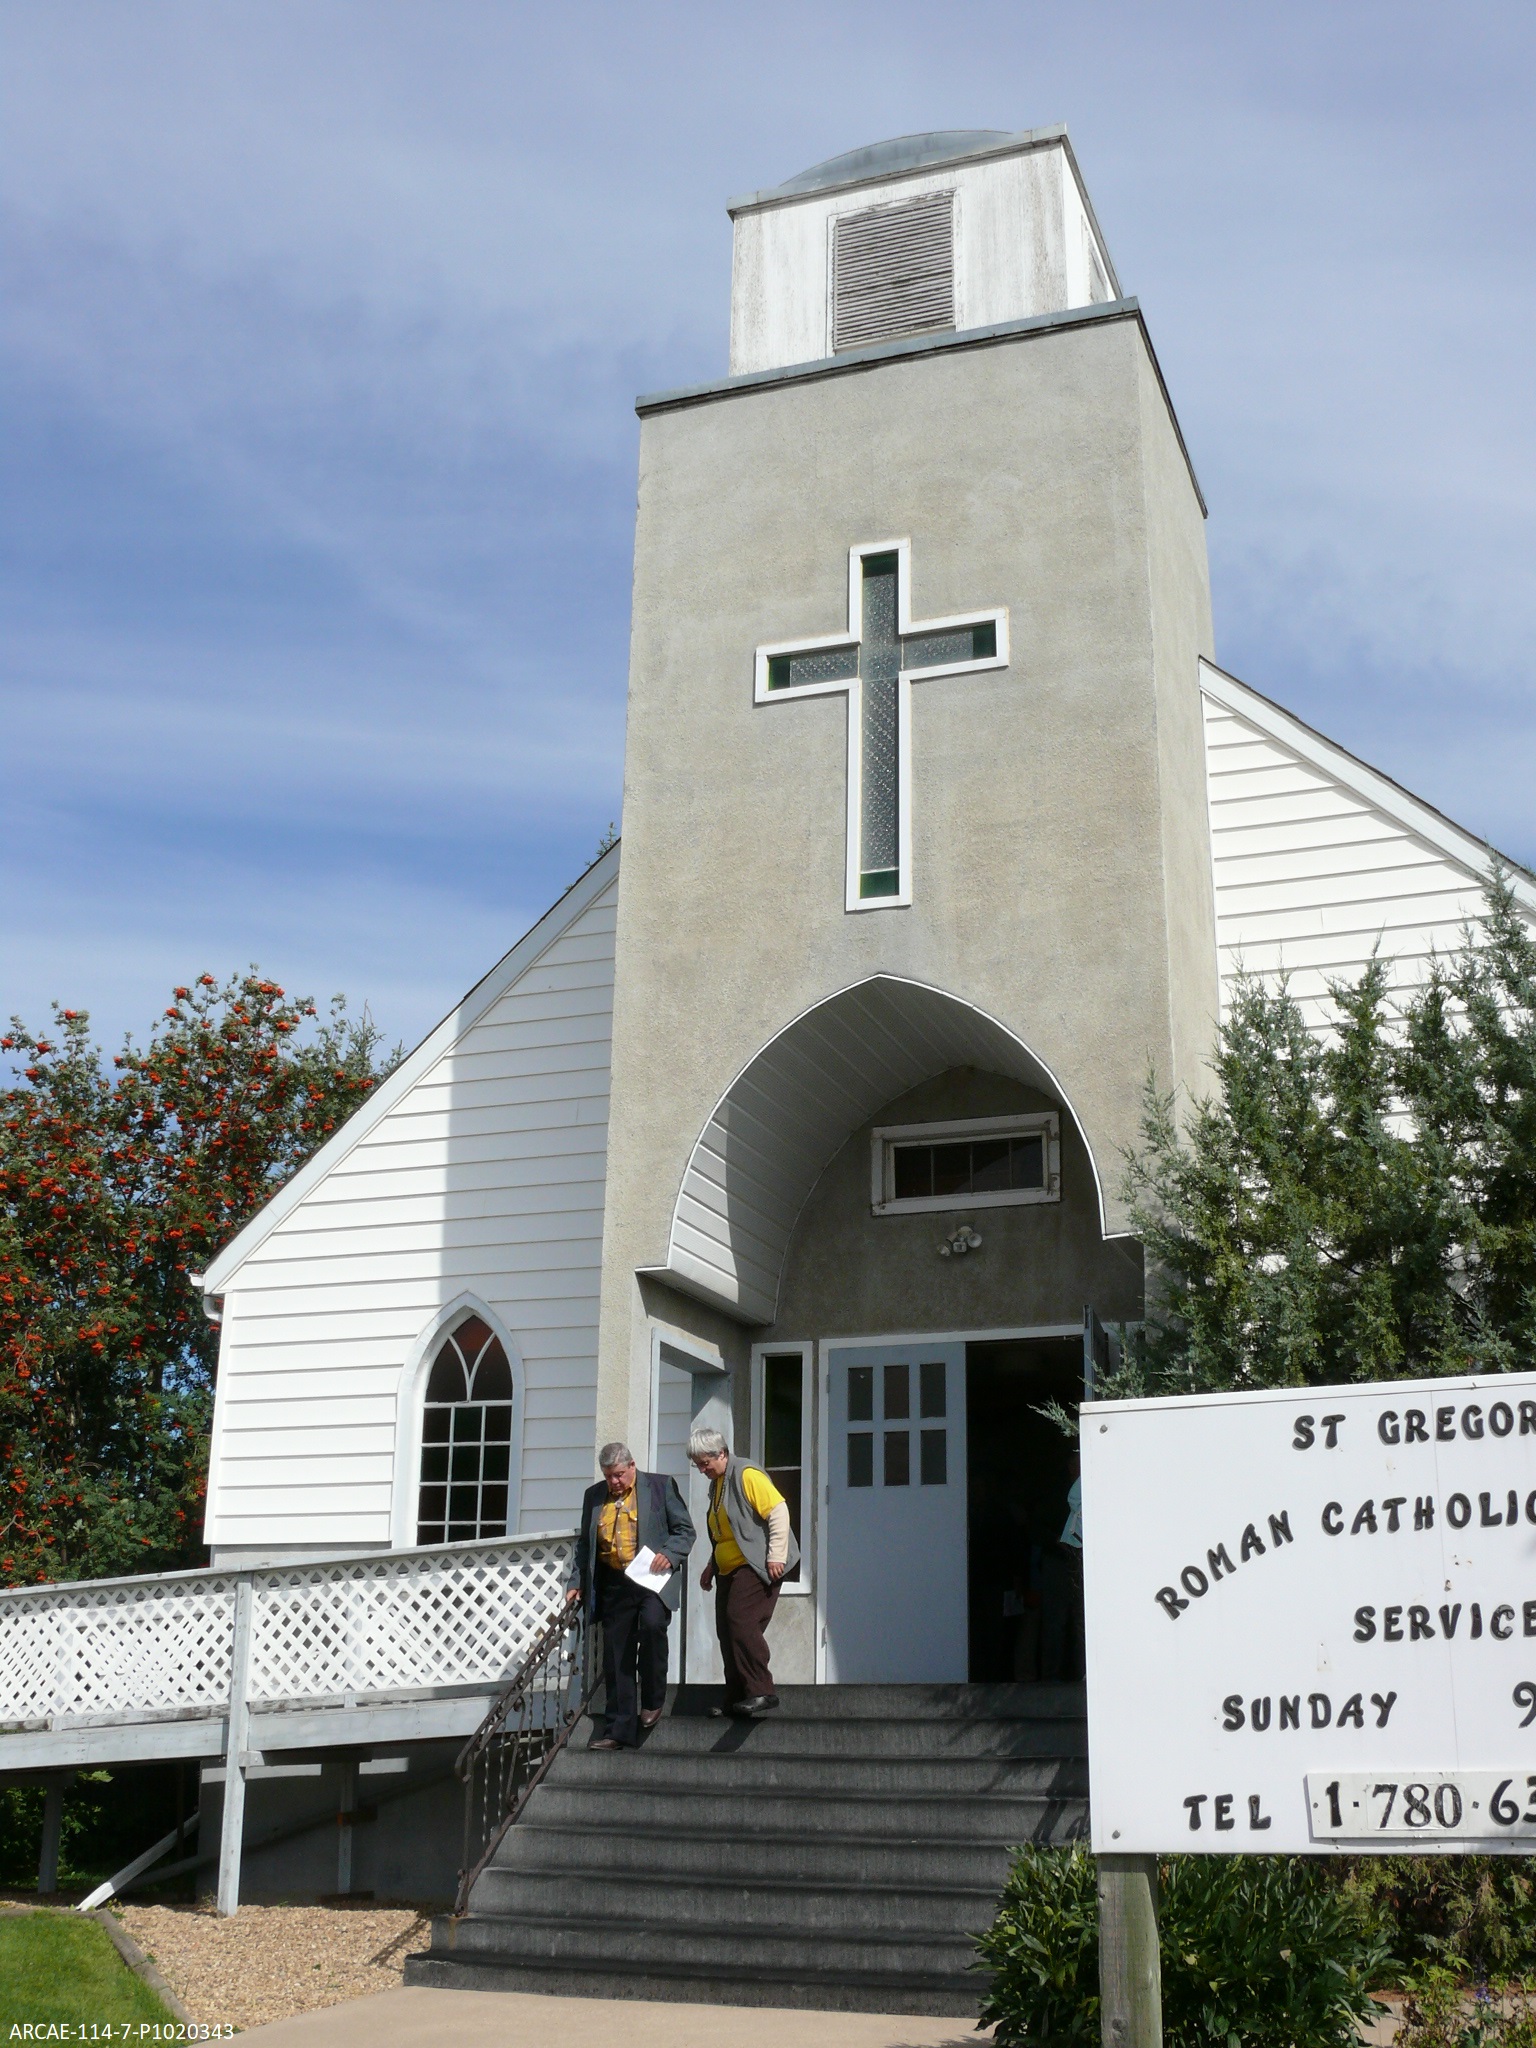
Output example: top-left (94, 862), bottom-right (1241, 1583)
top-left (0, 974), bottom-right (396, 1585)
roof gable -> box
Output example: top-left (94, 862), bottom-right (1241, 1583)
top-left (199, 846), bottom-right (620, 1295)
top-left (1200, 659), bottom-right (1536, 1028)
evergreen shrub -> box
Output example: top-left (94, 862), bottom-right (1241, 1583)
top-left (976, 1845), bottom-right (1391, 2048)
top-left (1345, 1857), bottom-right (1536, 1986)
top-left (1030, 873), bottom-right (1536, 2012)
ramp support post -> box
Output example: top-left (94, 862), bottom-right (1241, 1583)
top-left (38, 1775), bottom-right (70, 1895)
top-left (216, 1576), bottom-right (256, 1916)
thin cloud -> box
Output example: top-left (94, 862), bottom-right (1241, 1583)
top-left (2, 0), bottom-right (1533, 1052)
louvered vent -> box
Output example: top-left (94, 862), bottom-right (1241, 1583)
top-left (832, 192), bottom-right (955, 353)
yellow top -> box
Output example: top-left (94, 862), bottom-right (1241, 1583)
top-left (707, 1467), bottom-right (785, 1574)
top-left (596, 1485), bottom-right (638, 1570)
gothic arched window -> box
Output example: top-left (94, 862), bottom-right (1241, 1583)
top-left (416, 1316), bottom-right (514, 1546)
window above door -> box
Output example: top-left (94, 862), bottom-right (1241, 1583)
top-left (870, 1111), bottom-right (1061, 1215)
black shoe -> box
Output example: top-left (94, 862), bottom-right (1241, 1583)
top-left (730, 1694), bottom-right (779, 1717)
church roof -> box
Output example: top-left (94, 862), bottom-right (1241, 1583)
top-left (1200, 660), bottom-right (1536, 903)
top-left (197, 842), bottom-right (621, 1298)
top-left (728, 125), bottom-right (1069, 214)
top-left (768, 131), bottom-right (1014, 197)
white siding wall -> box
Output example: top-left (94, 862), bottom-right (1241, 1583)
top-left (205, 875), bottom-right (618, 1554)
top-left (1201, 676), bottom-right (1513, 1030)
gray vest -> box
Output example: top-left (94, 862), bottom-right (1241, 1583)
top-left (712, 1456), bottom-right (801, 1585)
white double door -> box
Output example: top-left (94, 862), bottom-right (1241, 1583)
top-left (652, 1351), bottom-right (730, 1683)
top-left (824, 1341), bottom-right (968, 1682)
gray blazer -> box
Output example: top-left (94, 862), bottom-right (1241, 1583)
top-left (567, 1471), bottom-right (696, 1614)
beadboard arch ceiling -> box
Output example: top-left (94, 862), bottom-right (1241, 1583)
top-left (655, 975), bottom-right (1105, 1324)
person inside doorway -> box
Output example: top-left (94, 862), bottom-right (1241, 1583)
top-left (1039, 1450), bottom-right (1083, 1681)
top-left (688, 1426), bottom-right (798, 1717)
top-left (566, 1441), bottom-right (695, 1749)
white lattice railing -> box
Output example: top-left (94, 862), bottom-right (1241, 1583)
top-left (0, 1534), bottom-right (574, 1731)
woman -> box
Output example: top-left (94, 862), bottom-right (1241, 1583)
top-left (688, 1425), bottom-right (799, 1717)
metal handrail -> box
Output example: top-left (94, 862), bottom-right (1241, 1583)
top-left (453, 1596), bottom-right (596, 1915)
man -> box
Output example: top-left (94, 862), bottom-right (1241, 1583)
top-left (566, 1441), bottom-right (695, 1749)
top-left (688, 1425), bottom-right (798, 1717)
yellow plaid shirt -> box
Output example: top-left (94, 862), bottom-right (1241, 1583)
top-left (596, 1485), bottom-right (639, 1570)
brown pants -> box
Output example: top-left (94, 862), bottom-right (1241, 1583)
top-left (714, 1565), bottom-right (781, 1703)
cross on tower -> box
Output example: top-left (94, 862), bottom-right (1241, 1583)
top-left (753, 539), bottom-right (1009, 909)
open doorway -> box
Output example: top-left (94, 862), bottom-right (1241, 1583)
top-left (965, 1337), bottom-right (1083, 1683)
top-left (651, 1338), bottom-right (730, 1683)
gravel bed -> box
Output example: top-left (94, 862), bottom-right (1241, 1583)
top-left (117, 1901), bottom-right (432, 2030)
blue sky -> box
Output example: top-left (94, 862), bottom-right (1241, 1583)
top-left (4, 2), bottom-right (1534, 1055)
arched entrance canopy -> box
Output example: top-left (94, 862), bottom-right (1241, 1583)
top-left (654, 975), bottom-right (1106, 1323)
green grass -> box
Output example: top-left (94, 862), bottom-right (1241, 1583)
top-left (0, 1911), bottom-right (176, 2028)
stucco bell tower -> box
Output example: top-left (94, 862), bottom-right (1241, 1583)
top-left (595, 128), bottom-right (1218, 1454)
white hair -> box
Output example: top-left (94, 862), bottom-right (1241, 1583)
top-left (687, 1425), bottom-right (729, 1460)
top-left (598, 1441), bottom-right (634, 1470)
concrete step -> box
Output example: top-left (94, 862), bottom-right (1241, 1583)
top-left (471, 1865), bottom-right (1000, 1935)
top-left (617, 1710), bottom-right (1086, 1761)
top-left (668, 1680), bottom-right (1083, 1722)
top-left (403, 1949), bottom-right (984, 2017)
top-left (558, 1743), bottom-right (1083, 1797)
top-left (497, 1820), bottom-right (1025, 1888)
top-left (422, 1682), bottom-right (1066, 2015)
top-left (435, 1904), bottom-right (983, 1982)
top-left (529, 1778), bottom-right (1081, 1839)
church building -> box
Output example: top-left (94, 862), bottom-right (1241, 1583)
top-left (181, 128), bottom-right (1533, 1942)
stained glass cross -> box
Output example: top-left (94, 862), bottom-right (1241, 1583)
top-left (754, 539), bottom-right (1009, 908)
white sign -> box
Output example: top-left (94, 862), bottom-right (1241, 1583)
top-left (1081, 1372), bottom-right (1536, 1853)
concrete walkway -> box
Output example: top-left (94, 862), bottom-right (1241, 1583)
top-left (239, 1986), bottom-right (993, 2046)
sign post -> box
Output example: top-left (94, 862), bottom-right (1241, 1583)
top-left (1097, 1853), bottom-right (1161, 2048)
top-left (1081, 1369), bottom-right (1536, 2044)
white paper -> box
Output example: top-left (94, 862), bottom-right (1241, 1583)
top-left (624, 1544), bottom-right (673, 1591)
